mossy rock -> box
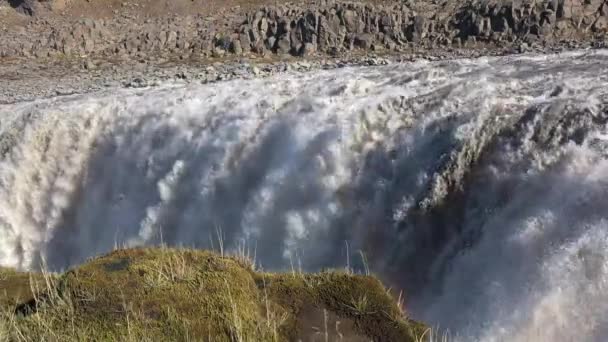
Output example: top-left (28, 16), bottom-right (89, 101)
top-left (0, 248), bottom-right (427, 341)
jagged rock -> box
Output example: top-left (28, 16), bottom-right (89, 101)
top-left (1, 0), bottom-right (607, 61)
top-left (593, 16), bottom-right (608, 31)
top-left (354, 33), bottom-right (375, 49)
top-left (266, 36), bottom-right (276, 49)
top-left (410, 16), bottom-right (427, 42)
top-left (83, 35), bottom-right (95, 53)
top-left (290, 29), bottom-right (303, 53)
top-left (301, 42), bottom-right (316, 56)
top-left (602, 2), bottom-right (608, 16)
top-left (259, 17), bottom-right (269, 36)
top-left (11, 0), bottom-right (42, 16)
top-left (212, 47), bottom-right (225, 58)
top-left (231, 39), bottom-right (243, 55)
top-left (252, 39), bottom-right (266, 54)
top-left (343, 9), bottom-right (360, 32)
top-left (83, 59), bottom-right (95, 70)
top-left (237, 28), bottom-right (252, 52)
top-left (278, 18), bottom-right (291, 34)
top-left (277, 34), bottom-right (291, 54)
top-left (167, 31), bottom-right (178, 48)
top-left (215, 35), bottom-right (232, 51)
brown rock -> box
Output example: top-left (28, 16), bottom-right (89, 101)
top-left (354, 33), bottom-right (374, 49)
top-left (593, 16), bottom-right (608, 31)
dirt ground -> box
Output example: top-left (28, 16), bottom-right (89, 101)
top-left (0, 0), bottom-right (283, 28)
top-left (57, 0), bottom-right (308, 18)
top-left (1, 0), bottom-right (393, 28)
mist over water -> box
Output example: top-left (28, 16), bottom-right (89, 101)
top-left (2, 50), bottom-right (608, 341)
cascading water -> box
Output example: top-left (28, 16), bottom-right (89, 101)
top-left (1, 50), bottom-right (608, 341)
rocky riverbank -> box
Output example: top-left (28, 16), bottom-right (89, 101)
top-left (0, 47), bottom-right (533, 104)
top-left (2, 0), bottom-right (607, 103)
top-left (2, 0), bottom-right (608, 60)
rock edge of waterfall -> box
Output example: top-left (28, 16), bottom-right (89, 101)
top-left (1, 0), bottom-right (607, 103)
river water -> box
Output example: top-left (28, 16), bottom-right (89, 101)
top-left (2, 50), bottom-right (608, 341)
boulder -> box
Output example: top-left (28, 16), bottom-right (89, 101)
top-left (343, 9), bottom-right (359, 32)
top-left (10, 0), bottom-right (43, 16)
top-left (230, 39), bottom-right (243, 55)
top-left (277, 34), bottom-right (291, 54)
top-left (354, 33), bottom-right (375, 49)
top-left (593, 16), bottom-right (608, 31)
top-left (239, 29), bottom-right (253, 52)
top-left (301, 42), bottom-right (316, 56)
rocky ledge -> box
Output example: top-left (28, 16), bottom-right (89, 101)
top-left (0, 50), bottom-right (508, 104)
top-left (1, 0), bottom-right (607, 62)
top-left (2, 0), bottom-right (605, 104)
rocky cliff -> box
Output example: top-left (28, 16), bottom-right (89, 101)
top-left (1, 0), bottom-right (607, 60)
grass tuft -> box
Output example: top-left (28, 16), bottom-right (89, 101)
top-left (0, 248), bottom-right (428, 341)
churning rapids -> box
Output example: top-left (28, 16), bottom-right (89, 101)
top-left (2, 50), bottom-right (608, 341)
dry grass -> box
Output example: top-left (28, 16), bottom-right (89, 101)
top-left (416, 327), bottom-right (454, 342)
top-left (0, 247), bottom-right (428, 341)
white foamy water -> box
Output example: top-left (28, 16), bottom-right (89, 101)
top-left (2, 50), bottom-right (608, 341)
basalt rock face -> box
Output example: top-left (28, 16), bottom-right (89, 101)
top-left (453, 0), bottom-right (608, 45)
top-left (1, 0), bottom-right (608, 59)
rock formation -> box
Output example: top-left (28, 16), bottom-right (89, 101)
top-left (1, 0), bottom-right (607, 60)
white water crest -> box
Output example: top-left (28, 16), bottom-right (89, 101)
top-left (2, 50), bottom-right (608, 341)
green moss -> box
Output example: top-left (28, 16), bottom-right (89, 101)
top-left (255, 271), bottom-right (426, 341)
top-left (0, 248), bottom-right (427, 341)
